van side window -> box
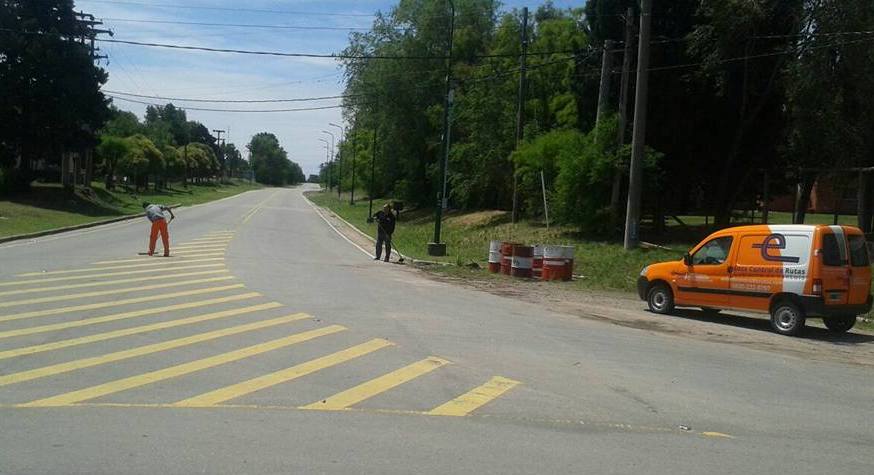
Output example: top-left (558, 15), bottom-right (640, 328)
top-left (848, 235), bottom-right (869, 267)
top-left (821, 234), bottom-right (842, 267)
top-left (692, 237), bottom-right (733, 266)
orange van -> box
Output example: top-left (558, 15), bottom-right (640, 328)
top-left (637, 225), bottom-right (872, 335)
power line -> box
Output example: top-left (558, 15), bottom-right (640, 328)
top-left (100, 18), bottom-right (375, 32)
top-left (75, 0), bottom-right (375, 18)
top-left (103, 90), bottom-right (361, 103)
top-left (106, 94), bottom-right (354, 113)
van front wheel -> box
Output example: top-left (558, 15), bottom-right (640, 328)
top-left (823, 315), bottom-right (856, 333)
top-left (647, 283), bottom-right (674, 315)
top-left (770, 301), bottom-right (806, 336)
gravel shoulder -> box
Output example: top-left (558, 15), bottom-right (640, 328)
top-left (311, 199), bottom-right (874, 368)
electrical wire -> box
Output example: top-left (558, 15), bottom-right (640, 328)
top-left (103, 90), bottom-right (361, 103)
top-left (100, 18), bottom-right (375, 32)
top-left (106, 94), bottom-right (356, 113)
top-left (75, 0), bottom-right (375, 18)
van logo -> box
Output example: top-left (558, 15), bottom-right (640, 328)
top-left (752, 234), bottom-right (800, 263)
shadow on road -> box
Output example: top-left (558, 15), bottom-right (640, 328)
top-left (665, 308), bottom-right (874, 345)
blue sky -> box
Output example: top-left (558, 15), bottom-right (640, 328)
top-left (77, 0), bottom-right (579, 175)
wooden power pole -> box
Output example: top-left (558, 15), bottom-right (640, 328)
top-left (610, 8), bottom-right (635, 215)
top-left (595, 39), bottom-right (615, 132)
top-left (511, 7), bottom-right (529, 224)
top-left (623, 0), bottom-right (653, 250)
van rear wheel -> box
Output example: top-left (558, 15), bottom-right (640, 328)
top-left (770, 301), bottom-right (806, 336)
top-left (647, 283), bottom-right (674, 315)
top-left (823, 315), bottom-right (856, 333)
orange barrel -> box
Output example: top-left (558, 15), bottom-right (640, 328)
top-left (561, 245), bottom-right (576, 281)
top-left (500, 242), bottom-right (518, 275)
top-left (542, 245), bottom-right (565, 281)
top-left (488, 240), bottom-right (502, 273)
top-left (511, 245), bottom-right (534, 278)
top-left (532, 245), bottom-right (544, 278)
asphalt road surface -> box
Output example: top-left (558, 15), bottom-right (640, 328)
top-left (1, 185), bottom-right (872, 474)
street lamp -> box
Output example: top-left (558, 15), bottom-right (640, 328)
top-left (329, 123), bottom-right (344, 200)
top-left (428, 0), bottom-right (455, 257)
top-left (321, 130), bottom-right (335, 191)
top-left (318, 138), bottom-right (330, 190)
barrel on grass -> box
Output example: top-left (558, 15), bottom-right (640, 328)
top-left (511, 245), bottom-right (534, 278)
top-left (487, 240), bottom-right (502, 273)
top-left (500, 242), bottom-right (518, 275)
top-left (542, 245), bottom-right (565, 281)
top-left (532, 245), bottom-right (544, 279)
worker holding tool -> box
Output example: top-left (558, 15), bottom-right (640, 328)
top-left (373, 203), bottom-right (396, 262)
top-left (142, 202), bottom-right (175, 257)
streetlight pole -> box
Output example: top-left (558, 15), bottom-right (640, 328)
top-left (318, 138), bottom-right (330, 190)
top-left (329, 123), bottom-right (344, 200)
top-left (428, 0), bottom-right (454, 257)
top-left (321, 130), bottom-right (335, 191)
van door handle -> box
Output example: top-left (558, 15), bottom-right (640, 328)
top-left (727, 266), bottom-right (733, 273)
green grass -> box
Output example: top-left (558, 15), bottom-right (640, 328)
top-left (0, 179), bottom-right (262, 238)
top-left (308, 191), bottom-right (688, 293)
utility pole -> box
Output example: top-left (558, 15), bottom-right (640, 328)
top-left (212, 129), bottom-right (225, 182)
top-left (321, 130), bottom-right (335, 191)
top-left (595, 39), bottom-right (615, 132)
top-left (350, 131), bottom-right (357, 205)
top-left (329, 123), bottom-right (344, 199)
top-left (369, 128), bottom-right (378, 219)
top-left (610, 7), bottom-right (635, 214)
top-left (511, 7), bottom-right (529, 224)
top-left (429, 0), bottom-right (455, 257)
top-left (623, 0), bottom-right (653, 250)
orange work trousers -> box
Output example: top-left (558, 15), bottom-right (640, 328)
top-left (148, 218), bottom-right (170, 256)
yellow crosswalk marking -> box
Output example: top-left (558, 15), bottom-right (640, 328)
top-left (300, 357), bottom-right (451, 411)
top-left (175, 339), bottom-right (394, 407)
top-left (0, 276), bottom-right (235, 309)
top-left (16, 258), bottom-right (224, 277)
top-left (20, 325), bottom-right (347, 407)
top-left (0, 270), bottom-right (229, 298)
top-left (0, 303), bottom-right (285, 360)
top-left (426, 376), bottom-right (521, 417)
top-left (178, 238), bottom-right (232, 245)
top-left (0, 284), bottom-right (245, 323)
top-left (0, 312), bottom-right (308, 387)
top-left (92, 252), bottom-right (225, 265)
top-left (0, 263), bottom-right (225, 287)
top-left (0, 292), bottom-right (261, 340)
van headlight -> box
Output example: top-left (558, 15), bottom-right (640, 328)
top-left (640, 266), bottom-right (649, 277)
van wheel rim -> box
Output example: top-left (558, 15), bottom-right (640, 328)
top-left (775, 307), bottom-right (798, 331)
top-left (651, 292), bottom-right (666, 311)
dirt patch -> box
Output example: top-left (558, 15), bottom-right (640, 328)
top-left (444, 210), bottom-right (507, 228)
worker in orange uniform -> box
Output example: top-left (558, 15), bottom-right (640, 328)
top-left (142, 202), bottom-right (175, 256)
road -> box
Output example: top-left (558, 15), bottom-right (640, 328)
top-left (1, 185), bottom-right (872, 474)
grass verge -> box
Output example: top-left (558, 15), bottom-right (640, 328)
top-left (0, 179), bottom-right (261, 238)
top-left (307, 191), bottom-right (690, 293)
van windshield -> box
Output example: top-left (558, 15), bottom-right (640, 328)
top-left (848, 235), bottom-right (869, 267)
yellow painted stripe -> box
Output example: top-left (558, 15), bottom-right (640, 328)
top-left (701, 432), bottom-right (734, 439)
top-left (178, 238), bottom-right (232, 245)
top-left (242, 209), bottom-right (260, 224)
top-left (91, 252), bottom-right (225, 265)
top-left (426, 376), bottom-right (521, 416)
top-left (0, 263), bottom-right (225, 288)
top-left (0, 284), bottom-right (245, 323)
top-left (0, 303), bottom-right (285, 360)
top-left (170, 244), bottom-right (228, 250)
top-left (20, 325), bottom-right (347, 407)
top-left (0, 292), bottom-right (261, 340)
top-left (0, 270), bottom-right (229, 298)
top-left (0, 276), bottom-right (235, 309)
top-left (16, 257), bottom-right (224, 277)
top-left (300, 357), bottom-right (451, 411)
top-left (0, 312), bottom-right (308, 388)
top-left (175, 338), bottom-right (394, 407)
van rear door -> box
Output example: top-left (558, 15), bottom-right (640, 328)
top-left (845, 230), bottom-right (871, 306)
top-left (819, 227), bottom-right (850, 306)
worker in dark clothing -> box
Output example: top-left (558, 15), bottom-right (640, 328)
top-left (373, 203), bottom-right (396, 262)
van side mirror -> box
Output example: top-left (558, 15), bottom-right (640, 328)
top-left (683, 252), bottom-right (692, 266)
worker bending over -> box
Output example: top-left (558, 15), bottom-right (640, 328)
top-left (143, 202), bottom-right (175, 257)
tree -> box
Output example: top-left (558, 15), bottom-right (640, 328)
top-left (96, 136), bottom-right (130, 190)
top-left (247, 132), bottom-right (305, 186)
top-left (0, 0), bottom-right (110, 185)
top-left (117, 135), bottom-right (161, 191)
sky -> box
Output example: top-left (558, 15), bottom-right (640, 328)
top-left (77, 0), bottom-right (579, 176)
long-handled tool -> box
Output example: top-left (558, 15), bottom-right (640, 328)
top-left (373, 217), bottom-right (405, 263)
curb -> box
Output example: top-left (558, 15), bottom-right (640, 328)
top-left (0, 201), bottom-right (182, 245)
